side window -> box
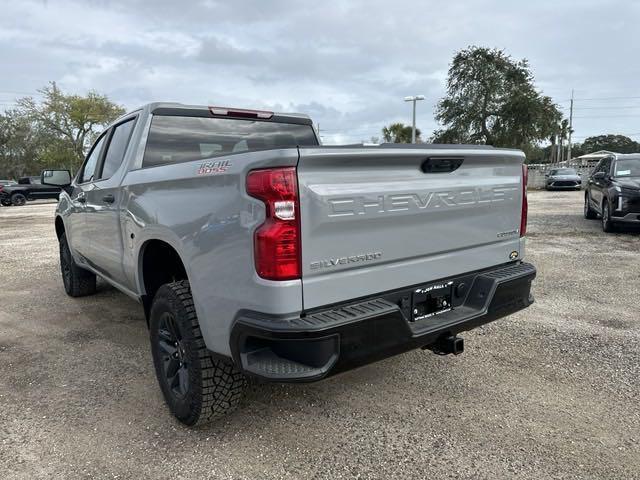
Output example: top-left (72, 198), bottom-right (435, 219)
top-left (98, 118), bottom-right (136, 180)
top-left (79, 135), bottom-right (107, 184)
top-left (601, 158), bottom-right (612, 176)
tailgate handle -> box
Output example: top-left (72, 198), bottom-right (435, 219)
top-left (421, 157), bottom-right (464, 173)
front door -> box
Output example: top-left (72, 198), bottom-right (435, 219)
top-left (67, 133), bottom-right (108, 260)
top-left (590, 157), bottom-right (611, 210)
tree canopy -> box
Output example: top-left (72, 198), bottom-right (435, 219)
top-left (580, 134), bottom-right (640, 154)
top-left (0, 82), bottom-right (124, 179)
top-left (432, 47), bottom-right (562, 150)
top-left (382, 123), bottom-right (421, 143)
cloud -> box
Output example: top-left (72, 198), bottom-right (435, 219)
top-left (1, 0), bottom-right (639, 143)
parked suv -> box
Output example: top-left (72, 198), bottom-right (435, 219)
top-left (584, 154), bottom-right (640, 231)
top-left (545, 167), bottom-right (581, 190)
top-left (43, 102), bottom-right (536, 426)
top-left (0, 176), bottom-right (62, 206)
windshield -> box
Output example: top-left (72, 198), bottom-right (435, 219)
top-left (614, 158), bottom-right (640, 177)
top-left (550, 168), bottom-right (577, 175)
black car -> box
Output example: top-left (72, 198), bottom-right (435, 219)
top-left (0, 176), bottom-right (62, 206)
top-left (584, 154), bottom-right (640, 232)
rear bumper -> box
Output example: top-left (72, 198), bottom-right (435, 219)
top-left (230, 261), bottom-right (536, 382)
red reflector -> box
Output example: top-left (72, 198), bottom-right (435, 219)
top-left (520, 164), bottom-right (528, 237)
top-left (209, 106), bottom-right (273, 119)
top-left (246, 168), bottom-right (300, 280)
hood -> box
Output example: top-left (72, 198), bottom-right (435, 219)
top-left (615, 178), bottom-right (640, 190)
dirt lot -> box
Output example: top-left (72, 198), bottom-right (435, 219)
top-left (0, 191), bottom-right (639, 480)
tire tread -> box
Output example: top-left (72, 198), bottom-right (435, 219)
top-left (60, 234), bottom-right (96, 297)
top-left (151, 280), bottom-right (246, 426)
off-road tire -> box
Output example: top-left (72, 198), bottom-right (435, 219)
top-left (59, 233), bottom-right (97, 297)
top-left (11, 193), bottom-right (27, 206)
top-left (584, 193), bottom-right (597, 219)
top-left (150, 280), bottom-right (246, 426)
top-left (601, 200), bottom-right (615, 233)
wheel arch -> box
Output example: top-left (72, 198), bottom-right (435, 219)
top-left (54, 215), bottom-right (65, 240)
top-left (138, 238), bottom-right (190, 324)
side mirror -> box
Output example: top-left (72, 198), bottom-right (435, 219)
top-left (593, 171), bottom-right (606, 180)
top-left (41, 169), bottom-right (72, 187)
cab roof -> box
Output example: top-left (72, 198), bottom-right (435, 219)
top-left (133, 102), bottom-right (313, 126)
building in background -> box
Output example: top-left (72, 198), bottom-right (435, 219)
top-left (572, 150), bottom-right (617, 167)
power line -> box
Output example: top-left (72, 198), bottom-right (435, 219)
top-left (573, 114), bottom-right (640, 119)
top-left (571, 105), bottom-right (640, 110)
top-left (558, 95), bottom-right (640, 102)
top-left (571, 132), bottom-right (640, 139)
top-left (0, 90), bottom-right (41, 96)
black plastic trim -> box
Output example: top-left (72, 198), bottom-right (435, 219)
top-left (230, 262), bottom-right (536, 382)
top-left (151, 107), bottom-right (313, 126)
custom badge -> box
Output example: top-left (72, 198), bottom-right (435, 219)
top-left (197, 159), bottom-right (231, 175)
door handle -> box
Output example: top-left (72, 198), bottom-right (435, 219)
top-left (421, 157), bottom-right (464, 173)
top-left (102, 194), bottom-right (115, 204)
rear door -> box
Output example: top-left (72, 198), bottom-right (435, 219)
top-left (84, 116), bottom-right (137, 286)
top-left (297, 146), bottom-right (525, 309)
top-left (27, 177), bottom-right (59, 200)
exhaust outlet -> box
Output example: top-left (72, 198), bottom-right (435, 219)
top-left (424, 334), bottom-right (464, 356)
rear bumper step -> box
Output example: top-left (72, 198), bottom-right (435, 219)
top-left (230, 261), bottom-right (536, 382)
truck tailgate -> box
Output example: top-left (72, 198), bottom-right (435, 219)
top-left (297, 146), bottom-right (525, 309)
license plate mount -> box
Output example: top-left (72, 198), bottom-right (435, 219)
top-left (411, 281), bottom-right (454, 322)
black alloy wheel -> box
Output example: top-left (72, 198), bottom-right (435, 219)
top-left (156, 311), bottom-right (190, 399)
top-left (11, 193), bottom-right (26, 206)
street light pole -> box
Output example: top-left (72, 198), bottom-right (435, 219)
top-left (404, 95), bottom-right (425, 143)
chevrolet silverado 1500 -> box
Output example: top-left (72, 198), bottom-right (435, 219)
top-left (43, 103), bottom-right (536, 426)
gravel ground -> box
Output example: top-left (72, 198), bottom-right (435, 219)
top-left (0, 191), bottom-right (639, 480)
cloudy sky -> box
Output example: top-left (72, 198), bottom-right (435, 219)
top-left (1, 0), bottom-right (639, 144)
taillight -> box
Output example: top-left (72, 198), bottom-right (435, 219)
top-left (246, 167), bottom-right (301, 280)
top-left (520, 163), bottom-right (528, 237)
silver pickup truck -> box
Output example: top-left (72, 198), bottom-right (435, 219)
top-left (43, 103), bottom-right (536, 426)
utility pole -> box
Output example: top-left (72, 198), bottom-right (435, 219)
top-left (404, 95), bottom-right (425, 143)
top-left (567, 89), bottom-right (574, 161)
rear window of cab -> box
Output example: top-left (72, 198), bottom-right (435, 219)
top-left (142, 115), bottom-right (318, 168)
